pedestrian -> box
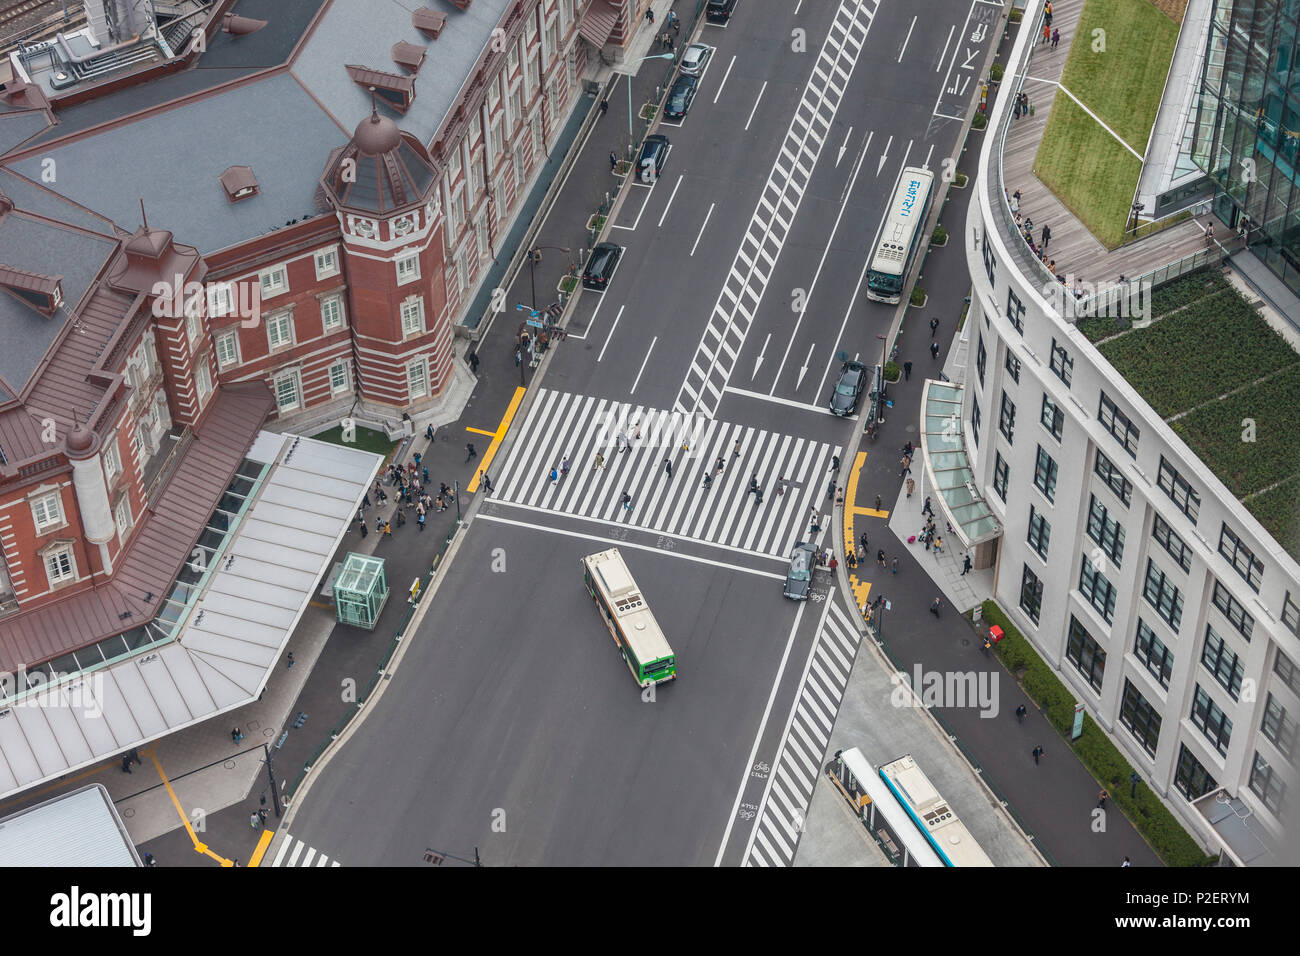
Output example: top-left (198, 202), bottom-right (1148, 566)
top-left (258, 808), bottom-right (269, 825)
top-left (609, 149), bottom-right (619, 171)
top-left (250, 813), bottom-right (261, 830)
top-left (835, 487), bottom-right (844, 506)
top-left (827, 478), bottom-right (836, 500)
top-left (593, 452), bottom-right (605, 470)
top-left (670, 10), bottom-right (679, 31)
top-left (143, 853), bottom-right (157, 866)
top-left (287, 652), bottom-right (295, 669)
top-left (600, 98), bottom-right (609, 116)
top-left (874, 494), bottom-right (882, 511)
top-left (930, 597), bottom-right (941, 617)
top-left (877, 549), bottom-right (886, 568)
top-left (750, 474), bottom-right (761, 495)
top-left (702, 471), bottom-right (713, 489)
top-left (418, 511), bottom-right (425, 531)
top-left (808, 520), bottom-right (821, 536)
top-left (860, 532), bottom-right (869, 554)
top-left (622, 492), bottom-right (632, 511)
top-left (1098, 789), bottom-right (1109, 809)
top-left (906, 477), bottom-right (915, 497)
top-left (903, 440), bottom-right (913, 457)
top-left (128, 748), bottom-right (141, 766)
top-left (891, 558), bottom-right (898, 575)
top-left (645, 6), bottom-right (654, 23)
top-left (929, 317), bottom-right (939, 338)
top-left (1033, 744), bottom-right (1044, 765)
top-left (1052, 27), bottom-right (1060, 48)
top-left (776, 476), bottom-right (787, 495)
top-left (930, 341), bottom-right (940, 360)
top-left (828, 555), bottom-right (838, 573)
top-left (423, 466), bottom-right (430, 485)
top-left (933, 536), bottom-right (943, 555)
top-left (1042, 21), bottom-right (1050, 44)
top-left (396, 509), bottom-right (406, 527)
top-left (425, 423), bottom-right (434, 440)
top-left (359, 518), bottom-right (368, 538)
top-left (903, 360), bottom-right (912, 381)
top-left (1015, 704), bottom-right (1026, 722)
top-left (663, 458), bottom-right (673, 478)
top-left (1041, 224), bottom-right (1051, 250)
top-left (733, 438), bottom-right (741, 458)
top-left (481, 472), bottom-right (494, 493)
top-left (831, 454), bottom-right (840, 472)
top-left (466, 442), bottom-right (477, 462)
top-left (231, 727), bottom-right (243, 744)
top-left (515, 347), bottom-right (523, 367)
top-left (923, 496), bottom-right (932, 516)
top-left (755, 484), bottom-right (764, 505)
top-left (924, 530), bottom-right (932, 551)
top-left (382, 519), bottom-right (392, 538)
top-left (667, 32), bottom-right (674, 52)
top-left (899, 455), bottom-right (910, 477)
top-left (121, 755), bottom-right (133, 774)
top-left (847, 551), bottom-right (857, 570)
top-left (715, 456), bottom-right (725, 473)
top-left (1122, 857), bottom-right (1131, 868)
top-left (962, 554), bottom-right (972, 575)
top-left (561, 456), bottom-right (570, 477)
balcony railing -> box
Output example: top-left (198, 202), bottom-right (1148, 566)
top-left (128, 367), bottom-right (164, 416)
top-left (143, 425), bottom-right (193, 508)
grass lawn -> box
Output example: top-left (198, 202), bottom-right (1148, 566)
top-left (1032, 0), bottom-right (1180, 247)
top-left (312, 423), bottom-right (399, 462)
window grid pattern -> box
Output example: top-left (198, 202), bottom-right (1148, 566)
top-left (1033, 445), bottom-right (1058, 502)
top-left (1218, 523), bottom-right (1264, 592)
top-left (1079, 555), bottom-right (1117, 624)
top-left (1135, 619), bottom-right (1174, 688)
top-left (1152, 514), bottom-right (1192, 573)
top-left (1211, 580), bottom-right (1254, 642)
top-left (1066, 616), bottom-right (1106, 692)
top-left (1094, 450), bottom-right (1132, 506)
top-left (1191, 684), bottom-right (1233, 756)
top-left (1040, 393), bottom-right (1063, 440)
top-left (1143, 559), bottom-right (1185, 632)
top-left (1158, 456), bottom-right (1201, 522)
top-left (1027, 505), bottom-right (1051, 560)
top-left (1086, 494), bottom-right (1125, 568)
top-left (1120, 679), bottom-right (1162, 758)
top-left (1098, 392), bottom-right (1140, 458)
top-left (1020, 564), bottom-right (1044, 624)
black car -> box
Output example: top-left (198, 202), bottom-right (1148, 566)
top-left (582, 242), bottom-right (622, 290)
top-left (828, 361), bottom-right (867, 416)
top-left (664, 75), bottom-right (697, 120)
top-left (706, 0), bottom-right (738, 22)
top-left (784, 542), bottom-right (818, 600)
top-left (637, 134), bottom-right (670, 182)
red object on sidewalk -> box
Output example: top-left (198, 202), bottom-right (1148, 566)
top-left (989, 625), bottom-right (1005, 644)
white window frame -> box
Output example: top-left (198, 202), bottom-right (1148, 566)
top-left (259, 264), bottom-right (288, 298)
top-left (471, 151), bottom-right (484, 197)
top-left (395, 251), bottom-right (421, 285)
top-left (490, 116), bottom-right (504, 161)
top-left (274, 369), bottom-right (302, 413)
top-left (488, 76), bottom-right (501, 112)
top-left (196, 359), bottom-right (212, 402)
top-left (400, 296), bottom-right (425, 338)
top-left (507, 42), bottom-right (519, 78)
top-left (526, 8), bottom-right (538, 43)
top-left (216, 329), bottom-right (240, 367)
top-left (184, 302), bottom-right (201, 347)
top-left (328, 360), bottom-right (350, 396)
top-left (510, 87), bottom-right (523, 135)
top-left (320, 294), bottom-right (345, 331)
top-left (102, 435), bottom-right (121, 484)
top-left (457, 249), bottom-right (472, 293)
top-left (313, 247), bottom-right (340, 280)
top-left (267, 311), bottom-right (294, 351)
top-left (207, 282), bottom-right (234, 318)
top-left (31, 491), bottom-right (62, 533)
top-left (447, 142), bottom-right (462, 181)
top-left (114, 497), bottom-right (133, 542)
top-left (470, 110), bottom-right (482, 144)
top-left (475, 217), bottom-right (489, 261)
top-left (407, 357), bottom-right (428, 400)
top-left (45, 544), bottom-right (75, 587)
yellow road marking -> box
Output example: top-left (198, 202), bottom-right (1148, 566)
top-left (249, 829), bottom-right (275, 867)
top-left (466, 386), bottom-right (526, 493)
top-left (309, 600), bottom-right (331, 609)
top-left (148, 749), bottom-right (231, 867)
top-left (842, 452), bottom-right (866, 556)
top-left (465, 426), bottom-right (497, 437)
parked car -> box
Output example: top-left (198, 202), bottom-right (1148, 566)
top-left (679, 43), bottom-right (712, 76)
top-left (706, 0), bottom-right (738, 22)
top-left (784, 542), bottom-right (818, 600)
top-left (664, 75), bottom-right (698, 120)
top-left (582, 243), bottom-right (623, 290)
top-left (637, 134), bottom-right (670, 181)
top-left (828, 360), bottom-right (867, 416)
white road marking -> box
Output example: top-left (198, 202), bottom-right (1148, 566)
top-left (836, 125), bottom-right (853, 166)
top-left (876, 133), bottom-right (892, 175)
top-left (595, 304), bottom-right (625, 362)
top-left (713, 54), bottom-right (737, 103)
top-left (744, 81), bottom-right (768, 131)
top-left (898, 16), bottom-right (917, 62)
top-left (629, 336), bottom-right (657, 394)
top-left (752, 332), bottom-right (771, 379)
top-left (936, 23), bottom-right (955, 72)
top-left (724, 385), bottom-right (846, 417)
top-left (690, 202), bottom-right (716, 256)
top-left (657, 174), bottom-right (684, 227)
top-left (795, 341), bottom-right (815, 391)
top-left (271, 833), bottom-right (343, 867)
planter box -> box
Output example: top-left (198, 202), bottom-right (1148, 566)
top-left (558, 275), bottom-right (578, 295)
top-left (931, 234), bottom-right (949, 247)
top-left (586, 214), bottom-right (608, 231)
top-left (639, 104), bottom-right (657, 121)
top-left (909, 293), bottom-right (928, 309)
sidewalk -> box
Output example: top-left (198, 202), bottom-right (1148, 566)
top-left (828, 16), bottom-right (1162, 867)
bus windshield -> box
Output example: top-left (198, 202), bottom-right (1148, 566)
top-left (868, 271), bottom-right (902, 294)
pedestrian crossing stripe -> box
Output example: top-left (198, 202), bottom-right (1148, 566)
top-left (745, 598), bottom-right (861, 867)
top-left (270, 833), bottom-right (342, 867)
top-left (490, 389), bottom-right (842, 559)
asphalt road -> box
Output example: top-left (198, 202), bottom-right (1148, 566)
top-left (282, 0), bottom-right (995, 866)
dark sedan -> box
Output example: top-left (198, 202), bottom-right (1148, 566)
top-left (582, 243), bottom-right (623, 290)
top-left (828, 361), bottom-right (867, 417)
top-left (664, 75), bottom-right (697, 121)
top-left (784, 542), bottom-right (818, 601)
top-left (637, 134), bottom-right (670, 182)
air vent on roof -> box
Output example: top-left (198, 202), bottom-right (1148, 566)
top-left (451, 0), bottom-right (472, 10)
top-left (222, 12), bottom-right (268, 36)
top-left (345, 65), bottom-right (415, 113)
top-left (219, 165), bottom-right (259, 203)
top-left (392, 41), bottom-right (426, 74)
top-left (0, 264), bottom-right (63, 318)
top-left (412, 9), bottom-right (446, 39)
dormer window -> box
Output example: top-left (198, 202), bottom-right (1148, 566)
top-left (219, 166), bottom-right (259, 203)
top-left (345, 65), bottom-right (415, 113)
top-left (0, 264), bottom-right (64, 318)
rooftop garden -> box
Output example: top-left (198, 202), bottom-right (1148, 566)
top-left (1032, 0), bottom-right (1180, 247)
top-left (1088, 270), bottom-right (1300, 561)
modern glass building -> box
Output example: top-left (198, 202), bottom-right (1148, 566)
top-left (1192, 0), bottom-right (1300, 293)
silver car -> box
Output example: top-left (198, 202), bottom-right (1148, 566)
top-left (679, 43), bottom-right (711, 77)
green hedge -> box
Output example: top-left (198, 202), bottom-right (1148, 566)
top-left (981, 600), bottom-right (1217, 867)
top-left (1077, 315), bottom-right (1131, 343)
top-left (1149, 270), bottom-right (1232, 318)
top-left (1245, 475), bottom-right (1300, 562)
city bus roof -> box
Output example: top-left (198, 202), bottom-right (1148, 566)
top-left (841, 749), bottom-right (941, 867)
top-left (583, 549), bottom-right (674, 662)
top-left (869, 166), bottom-right (935, 275)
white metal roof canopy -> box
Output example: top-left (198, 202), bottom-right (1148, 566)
top-left (920, 380), bottom-right (1001, 549)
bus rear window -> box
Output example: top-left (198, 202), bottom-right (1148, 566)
top-left (645, 658), bottom-right (674, 674)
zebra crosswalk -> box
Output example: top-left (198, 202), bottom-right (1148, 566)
top-left (490, 389), bottom-right (842, 560)
top-left (745, 598), bottom-right (861, 866)
top-left (269, 832), bottom-right (342, 867)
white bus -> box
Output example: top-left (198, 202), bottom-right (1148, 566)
top-left (878, 754), bottom-right (994, 866)
top-left (580, 548), bottom-right (676, 688)
top-left (831, 748), bottom-right (942, 867)
top-left (866, 166), bottom-right (935, 305)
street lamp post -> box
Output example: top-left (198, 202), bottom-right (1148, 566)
top-left (627, 53), bottom-right (677, 157)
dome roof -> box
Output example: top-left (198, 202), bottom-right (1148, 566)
top-left (353, 109), bottom-right (402, 156)
top-left (66, 422), bottom-right (96, 457)
top-left (124, 226), bottom-right (173, 260)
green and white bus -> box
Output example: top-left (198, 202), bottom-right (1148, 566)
top-left (866, 165), bottom-right (935, 305)
top-left (581, 548), bottom-right (676, 688)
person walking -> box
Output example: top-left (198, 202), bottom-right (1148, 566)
top-left (621, 492), bottom-right (633, 511)
top-left (669, 10), bottom-right (679, 31)
top-left (468, 350), bottom-right (480, 374)
top-left (835, 487), bottom-right (844, 507)
top-left (860, 532), bottom-right (869, 555)
top-left (923, 496), bottom-right (933, 516)
top-left (1052, 27), bottom-right (1060, 49)
top-left (143, 853), bottom-right (157, 866)
top-left (877, 549), bottom-right (887, 568)
top-left (754, 483), bottom-right (764, 505)
top-left (733, 438), bottom-right (741, 458)
top-left (1098, 789), bottom-right (1109, 809)
top-left (962, 553), bottom-right (972, 575)
top-left (1015, 703), bottom-right (1027, 723)
top-left (561, 456), bottom-right (570, 477)
top-left (826, 478), bottom-right (836, 501)
top-left (702, 471), bottom-right (713, 489)
top-left (715, 455), bottom-right (725, 474)
top-left (1042, 21), bottom-right (1050, 44)
top-left (903, 360), bottom-right (912, 381)
top-left (891, 558), bottom-right (898, 575)
top-left (418, 511), bottom-right (426, 531)
top-left (121, 755), bottom-right (133, 774)
top-left (1033, 744), bottom-right (1045, 765)
top-left (929, 597), bottom-right (941, 617)
top-left (128, 748), bottom-right (141, 766)
top-left (609, 149), bottom-right (619, 171)
top-left (645, 6), bottom-right (654, 23)
top-left (906, 477), bottom-right (915, 497)
top-left (750, 474), bottom-right (761, 495)
top-left (287, 652), bottom-right (296, 669)
top-left (1121, 857), bottom-right (1131, 867)
top-left (929, 317), bottom-right (939, 338)
top-left (930, 340), bottom-right (940, 360)
top-left (250, 813), bottom-right (261, 830)
top-left (465, 442), bottom-right (477, 462)
top-left (481, 472), bottom-right (494, 493)
top-left (1041, 224), bottom-right (1051, 250)
top-left (231, 727), bottom-right (243, 744)
top-left (600, 98), bottom-right (609, 117)
top-left (381, 519), bottom-right (393, 538)
top-left (358, 517), bottom-right (368, 538)
top-left (593, 452), bottom-right (605, 470)
top-left (663, 458), bottom-right (673, 478)
top-left (900, 455), bottom-right (911, 477)
top-left (549, 466), bottom-right (559, 485)
top-left (847, 551), bottom-right (857, 570)
top-left (874, 494), bottom-right (882, 511)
